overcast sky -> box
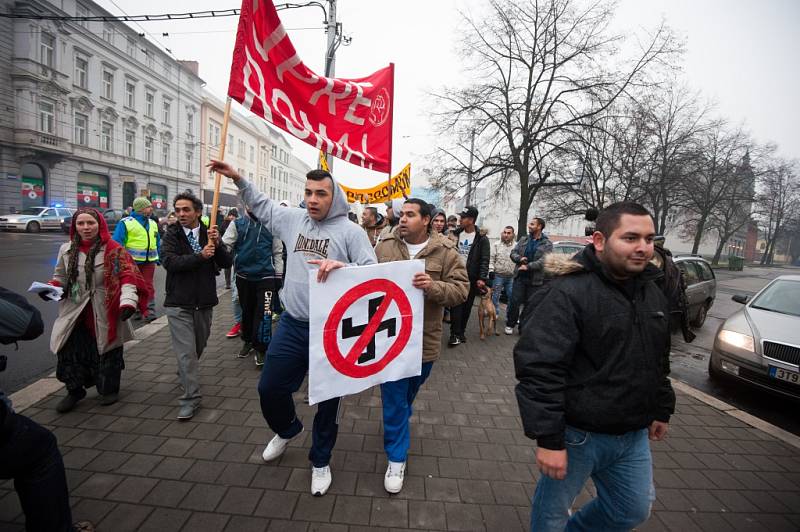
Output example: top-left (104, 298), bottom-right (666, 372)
top-left (99, 0), bottom-right (799, 189)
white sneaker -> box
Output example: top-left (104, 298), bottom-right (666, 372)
top-left (261, 431), bottom-right (301, 462)
top-left (311, 465), bottom-right (332, 496)
top-left (384, 461), bottom-right (406, 494)
top-left (504, 326), bottom-right (514, 335)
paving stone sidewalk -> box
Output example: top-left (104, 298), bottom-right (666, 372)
top-left (2, 298), bottom-right (799, 532)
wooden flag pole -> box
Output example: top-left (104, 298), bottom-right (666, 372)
top-left (210, 97), bottom-right (233, 227)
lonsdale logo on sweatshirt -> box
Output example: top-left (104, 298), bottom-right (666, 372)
top-left (293, 234), bottom-right (330, 258)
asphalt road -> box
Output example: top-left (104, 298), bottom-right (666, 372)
top-left (670, 264), bottom-right (800, 436)
top-left (0, 231), bottom-right (227, 395)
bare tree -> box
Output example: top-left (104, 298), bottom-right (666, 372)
top-left (538, 96), bottom-right (655, 222)
top-left (678, 122), bottom-right (750, 254)
top-left (637, 85), bottom-right (708, 234)
top-left (756, 159), bottom-right (800, 265)
top-left (428, 0), bottom-right (678, 236)
top-left (705, 150), bottom-right (756, 265)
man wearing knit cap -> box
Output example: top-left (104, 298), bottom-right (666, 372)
top-left (377, 198), bottom-right (404, 244)
top-left (113, 196), bottom-right (160, 321)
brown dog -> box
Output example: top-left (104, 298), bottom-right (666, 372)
top-left (477, 286), bottom-right (498, 339)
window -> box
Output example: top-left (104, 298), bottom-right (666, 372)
top-left (271, 145), bottom-right (277, 158)
top-left (145, 50), bottom-right (154, 70)
top-left (125, 130), bottom-right (135, 157)
top-left (102, 70), bottom-right (114, 100)
top-left (38, 100), bottom-right (54, 134)
top-left (102, 25), bottom-right (113, 45)
top-left (74, 55), bottom-right (88, 89)
top-left (238, 139), bottom-right (245, 157)
top-left (186, 113), bottom-right (194, 135)
top-left (696, 261), bottom-right (714, 282)
top-left (186, 150), bottom-right (193, 173)
top-left (101, 122), bottom-right (113, 152)
top-left (74, 113), bottom-right (87, 145)
top-left (260, 149), bottom-right (268, 166)
top-left (677, 261), bottom-right (700, 286)
top-left (40, 32), bottom-right (54, 68)
top-left (145, 90), bottom-right (154, 117)
top-left (75, 3), bottom-right (89, 27)
top-left (208, 122), bottom-right (220, 147)
top-left (162, 99), bottom-right (171, 124)
top-left (126, 37), bottom-right (136, 58)
top-left (249, 145), bottom-right (255, 163)
top-left (228, 134), bottom-right (234, 151)
top-left (162, 143), bottom-right (170, 166)
top-left (144, 137), bottom-right (153, 162)
top-left (163, 62), bottom-right (171, 81)
top-left (125, 81), bottom-right (135, 108)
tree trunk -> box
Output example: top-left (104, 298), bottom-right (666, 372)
top-left (712, 238), bottom-right (726, 265)
top-left (691, 216), bottom-right (708, 255)
top-left (518, 177), bottom-right (530, 238)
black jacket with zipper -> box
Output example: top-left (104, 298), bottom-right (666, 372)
top-left (513, 245), bottom-right (675, 450)
top-left (161, 222), bottom-right (232, 309)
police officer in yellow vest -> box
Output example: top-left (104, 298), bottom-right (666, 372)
top-left (112, 196), bottom-right (161, 321)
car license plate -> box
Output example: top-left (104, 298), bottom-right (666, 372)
top-left (769, 366), bottom-right (800, 385)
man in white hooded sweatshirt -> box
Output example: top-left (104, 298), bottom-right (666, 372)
top-left (207, 160), bottom-right (377, 496)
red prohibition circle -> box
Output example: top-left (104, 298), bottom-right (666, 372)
top-left (323, 278), bottom-right (412, 378)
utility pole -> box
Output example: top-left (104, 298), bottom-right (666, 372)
top-left (323, 0), bottom-right (338, 172)
top-left (465, 128), bottom-right (475, 206)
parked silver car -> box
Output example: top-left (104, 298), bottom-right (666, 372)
top-left (0, 207), bottom-right (73, 233)
top-left (674, 255), bottom-right (716, 328)
top-left (709, 275), bottom-right (800, 400)
top-left (551, 240), bottom-right (587, 256)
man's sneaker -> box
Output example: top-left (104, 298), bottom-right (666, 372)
top-left (458, 334), bottom-right (467, 344)
top-left (504, 326), bottom-right (514, 335)
top-left (237, 341), bottom-right (253, 358)
top-left (384, 461), bottom-right (406, 494)
top-left (226, 323), bottom-right (241, 338)
top-left (254, 350), bottom-right (265, 367)
top-left (262, 431), bottom-right (302, 462)
top-left (448, 334), bottom-right (460, 347)
top-left (311, 465), bottom-right (332, 496)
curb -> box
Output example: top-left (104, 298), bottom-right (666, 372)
top-left (670, 378), bottom-right (800, 450)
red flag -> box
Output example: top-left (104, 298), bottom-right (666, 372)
top-left (228, 0), bottom-right (394, 173)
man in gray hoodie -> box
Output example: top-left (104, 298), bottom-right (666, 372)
top-left (207, 159), bottom-right (377, 497)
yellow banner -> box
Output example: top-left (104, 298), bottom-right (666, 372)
top-left (319, 151), bottom-right (410, 204)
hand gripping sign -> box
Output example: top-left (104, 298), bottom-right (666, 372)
top-left (308, 260), bottom-right (424, 405)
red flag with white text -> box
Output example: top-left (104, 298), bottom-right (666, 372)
top-left (228, 0), bottom-right (394, 173)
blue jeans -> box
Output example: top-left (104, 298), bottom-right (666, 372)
top-left (231, 280), bottom-right (242, 324)
top-left (380, 362), bottom-right (434, 462)
top-left (257, 313), bottom-right (341, 468)
top-left (492, 275), bottom-right (514, 318)
top-left (530, 427), bottom-right (654, 532)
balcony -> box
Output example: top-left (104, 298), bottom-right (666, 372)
top-left (14, 129), bottom-right (72, 155)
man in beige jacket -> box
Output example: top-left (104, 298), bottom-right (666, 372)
top-left (374, 199), bottom-right (469, 494)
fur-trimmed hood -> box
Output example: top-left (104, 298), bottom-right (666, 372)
top-left (544, 244), bottom-right (663, 283)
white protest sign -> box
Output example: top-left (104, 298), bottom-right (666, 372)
top-left (308, 260), bottom-right (425, 405)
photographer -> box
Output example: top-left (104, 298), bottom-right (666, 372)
top-left (0, 286), bottom-right (94, 532)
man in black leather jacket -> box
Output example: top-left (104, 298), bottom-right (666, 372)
top-left (514, 202), bottom-right (675, 531)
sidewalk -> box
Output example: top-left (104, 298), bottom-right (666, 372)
top-left (2, 297), bottom-right (799, 532)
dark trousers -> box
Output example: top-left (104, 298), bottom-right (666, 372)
top-left (236, 276), bottom-right (279, 353)
top-left (257, 313), bottom-right (340, 467)
top-left (507, 278), bottom-right (543, 328)
top-left (224, 267), bottom-right (232, 287)
top-left (0, 411), bottom-right (73, 532)
top-left (450, 282), bottom-right (478, 337)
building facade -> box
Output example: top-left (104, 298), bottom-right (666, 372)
top-left (1, 0), bottom-right (203, 216)
top-left (200, 93), bottom-right (271, 212)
